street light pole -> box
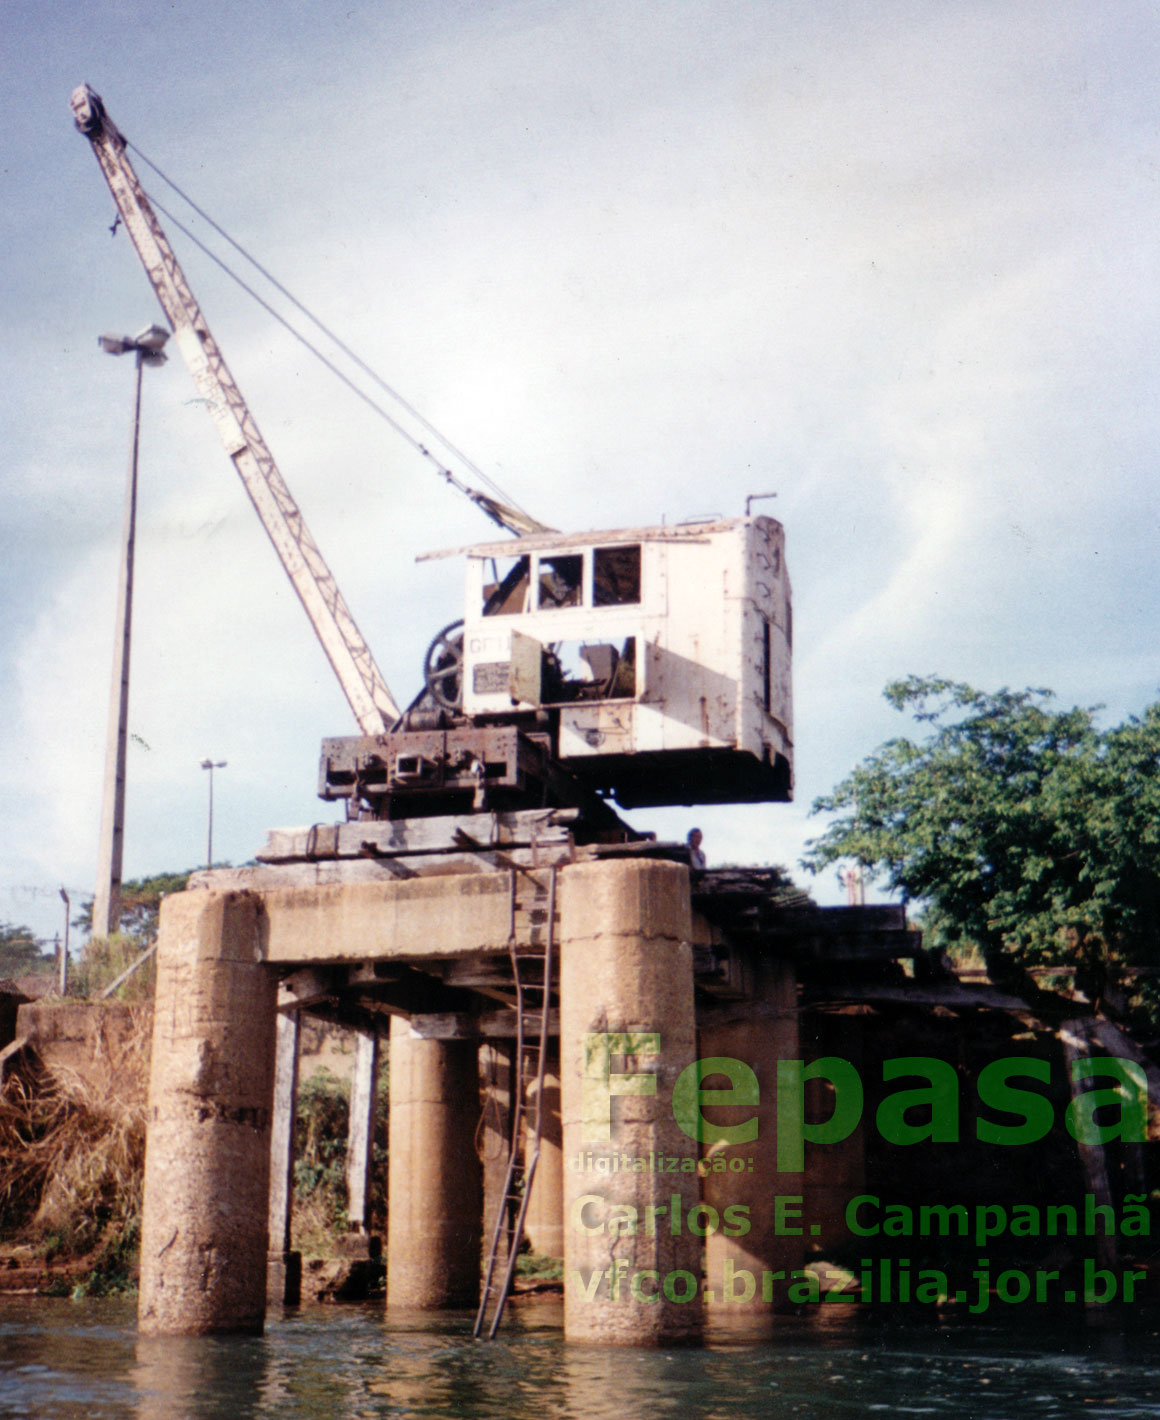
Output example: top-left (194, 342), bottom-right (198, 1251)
top-left (91, 325), bottom-right (169, 940)
top-left (200, 759), bottom-right (227, 869)
top-left (58, 887), bottom-right (70, 995)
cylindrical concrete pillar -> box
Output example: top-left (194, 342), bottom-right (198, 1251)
top-left (138, 890), bottom-right (277, 1335)
top-left (478, 1040), bottom-right (515, 1271)
top-left (525, 1057), bottom-right (563, 1258)
top-left (560, 858), bottom-right (702, 1346)
top-left (700, 958), bottom-right (801, 1334)
top-left (387, 1016), bottom-right (482, 1308)
top-left (802, 1011), bottom-right (866, 1254)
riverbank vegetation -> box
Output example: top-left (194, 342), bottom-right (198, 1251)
top-left (807, 677), bottom-right (1160, 1029)
top-left (0, 1006), bottom-right (149, 1295)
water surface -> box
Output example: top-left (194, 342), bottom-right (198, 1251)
top-left (2, 1297), bottom-right (1159, 1418)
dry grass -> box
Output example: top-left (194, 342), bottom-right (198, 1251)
top-left (0, 1006), bottom-right (149, 1287)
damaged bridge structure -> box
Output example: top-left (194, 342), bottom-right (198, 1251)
top-left (140, 807), bottom-right (927, 1345)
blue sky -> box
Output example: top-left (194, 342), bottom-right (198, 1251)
top-left (3, 0), bottom-right (1158, 941)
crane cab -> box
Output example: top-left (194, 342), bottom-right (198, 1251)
top-left (320, 514), bottom-right (791, 818)
top-left (453, 514), bottom-right (791, 807)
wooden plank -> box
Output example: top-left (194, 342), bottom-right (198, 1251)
top-left (188, 847), bottom-right (570, 893)
top-left (802, 982), bottom-right (1031, 1011)
top-left (258, 808), bottom-right (578, 863)
top-left (409, 1009), bottom-right (561, 1040)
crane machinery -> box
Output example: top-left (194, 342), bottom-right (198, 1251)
top-left (71, 83), bottom-right (793, 834)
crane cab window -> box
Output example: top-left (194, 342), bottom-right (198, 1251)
top-left (537, 554), bottom-right (583, 610)
top-left (482, 556), bottom-right (531, 616)
top-left (593, 544), bottom-right (641, 606)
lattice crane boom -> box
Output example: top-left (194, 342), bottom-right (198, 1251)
top-left (71, 83), bottom-right (401, 734)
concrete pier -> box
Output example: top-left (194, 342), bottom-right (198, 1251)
top-left (524, 1057), bottom-right (564, 1258)
top-left (559, 859), bottom-right (703, 1346)
top-left (386, 1015), bottom-right (483, 1308)
top-left (699, 959), bottom-right (801, 1333)
top-left (138, 891), bottom-right (277, 1335)
top-left (135, 856), bottom-right (924, 1341)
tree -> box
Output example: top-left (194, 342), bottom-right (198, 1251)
top-left (75, 870), bottom-right (193, 942)
top-left (0, 922), bottom-right (53, 980)
top-left (803, 676), bottom-right (1160, 1012)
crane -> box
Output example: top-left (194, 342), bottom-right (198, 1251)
top-left (73, 88), bottom-right (796, 1335)
top-left (72, 83), bottom-right (794, 825)
top-left (72, 82), bottom-right (409, 737)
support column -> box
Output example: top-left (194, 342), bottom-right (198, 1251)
top-left (386, 1015), bottom-right (482, 1308)
top-left (700, 959), bottom-right (801, 1334)
top-left (479, 1041), bottom-right (515, 1270)
top-left (139, 890), bottom-right (277, 1335)
top-left (560, 859), bottom-right (702, 1346)
top-left (525, 1054), bottom-right (564, 1258)
top-left (346, 1026), bottom-right (379, 1233)
top-left (266, 1008), bottom-right (301, 1306)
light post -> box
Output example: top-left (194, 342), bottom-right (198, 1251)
top-left (200, 759), bottom-right (227, 869)
top-left (91, 324), bottom-right (169, 940)
top-left (58, 887), bottom-right (70, 995)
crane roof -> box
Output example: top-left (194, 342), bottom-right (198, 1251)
top-left (417, 514), bottom-right (776, 562)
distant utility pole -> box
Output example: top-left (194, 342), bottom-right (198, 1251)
top-left (839, 864), bottom-right (866, 907)
top-left (91, 325), bottom-right (169, 940)
top-left (200, 759), bottom-right (227, 869)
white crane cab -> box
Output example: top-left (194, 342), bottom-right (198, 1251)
top-left (441, 514), bottom-right (793, 808)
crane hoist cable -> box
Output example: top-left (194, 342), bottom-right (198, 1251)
top-left (127, 142), bottom-right (552, 539)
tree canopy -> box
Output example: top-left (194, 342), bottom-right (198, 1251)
top-left (0, 922), bottom-right (53, 980)
top-left (804, 676), bottom-right (1160, 1013)
top-left (76, 870), bottom-right (193, 942)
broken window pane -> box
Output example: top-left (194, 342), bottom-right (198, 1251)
top-left (542, 637), bottom-right (637, 702)
top-left (537, 554), bottom-right (583, 610)
top-left (593, 544), bottom-right (641, 606)
top-left (482, 556), bottom-right (531, 616)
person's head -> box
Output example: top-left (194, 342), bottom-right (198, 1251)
top-left (687, 828), bottom-right (703, 850)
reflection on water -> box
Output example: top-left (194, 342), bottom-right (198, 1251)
top-left (1, 1296), bottom-right (1160, 1420)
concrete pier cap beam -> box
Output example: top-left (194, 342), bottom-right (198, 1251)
top-left (138, 890), bottom-right (277, 1335)
top-left (559, 858), bottom-right (703, 1346)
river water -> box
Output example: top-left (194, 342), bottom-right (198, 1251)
top-left (3, 1296), bottom-right (1160, 1419)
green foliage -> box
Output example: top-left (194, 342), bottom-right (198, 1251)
top-left (74, 870), bottom-right (193, 942)
top-left (292, 1061), bottom-right (389, 1254)
top-left (0, 923), bottom-right (54, 980)
top-left (71, 872), bottom-right (194, 1000)
top-left (516, 1252), bottom-right (564, 1282)
top-left (804, 676), bottom-right (1160, 1012)
top-left (294, 1067), bottom-right (351, 1222)
top-left (70, 933), bottom-right (156, 1001)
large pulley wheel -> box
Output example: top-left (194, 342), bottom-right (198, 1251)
top-left (423, 619), bottom-right (465, 712)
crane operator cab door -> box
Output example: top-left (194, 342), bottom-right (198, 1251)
top-left (453, 515), bottom-right (792, 808)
